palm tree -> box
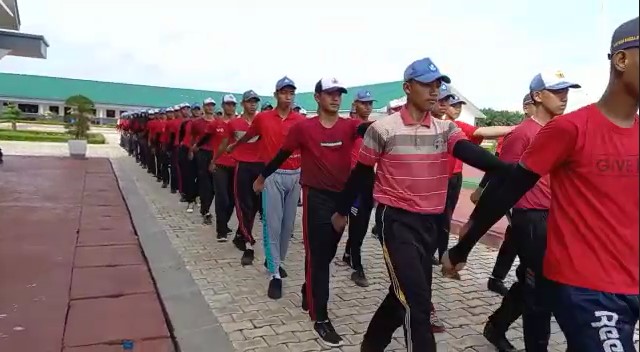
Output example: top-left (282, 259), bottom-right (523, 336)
top-left (65, 95), bottom-right (95, 139)
top-left (1, 103), bottom-right (22, 131)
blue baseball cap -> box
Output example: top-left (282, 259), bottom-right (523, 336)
top-left (437, 83), bottom-right (455, 101)
top-left (354, 90), bottom-right (375, 102)
top-left (191, 102), bottom-right (202, 110)
top-left (275, 76), bottom-right (296, 91)
top-left (609, 17), bottom-right (639, 58)
top-left (404, 58), bottom-right (451, 84)
top-left (529, 71), bottom-right (581, 91)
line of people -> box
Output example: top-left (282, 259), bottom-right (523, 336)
top-left (114, 16), bottom-right (638, 352)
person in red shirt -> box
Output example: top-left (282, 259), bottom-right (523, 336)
top-left (480, 93), bottom-right (536, 297)
top-left (146, 110), bottom-right (160, 178)
top-left (225, 92), bottom-right (262, 265)
top-left (333, 58), bottom-right (509, 352)
top-left (177, 103), bottom-right (198, 211)
top-left (433, 85), bottom-right (513, 268)
top-left (206, 97), bottom-right (238, 242)
top-left (155, 109), bottom-right (170, 188)
top-left (481, 72), bottom-right (581, 352)
top-left (192, 98), bottom-right (217, 224)
top-left (165, 106), bottom-right (183, 194)
top-left (238, 78), bottom-right (304, 300)
top-left (256, 77), bottom-right (359, 347)
top-left (337, 89), bottom-right (376, 288)
top-left (445, 17), bottom-right (639, 352)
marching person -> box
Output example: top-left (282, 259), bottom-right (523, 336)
top-left (338, 89), bottom-right (376, 288)
top-left (178, 103), bottom-right (198, 211)
top-left (226, 92), bottom-right (262, 265)
top-left (332, 58), bottom-right (510, 352)
top-left (257, 77), bottom-right (360, 347)
top-left (241, 77), bottom-right (304, 299)
top-left (444, 17), bottom-right (639, 352)
top-left (193, 99), bottom-right (217, 224)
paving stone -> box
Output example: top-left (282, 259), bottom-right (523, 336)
top-left (70, 265), bottom-right (155, 299)
top-left (64, 293), bottom-right (170, 347)
top-left (77, 228), bottom-right (138, 246)
top-left (74, 245), bottom-right (145, 267)
top-left (63, 338), bottom-right (175, 352)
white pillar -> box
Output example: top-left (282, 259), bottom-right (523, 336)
top-left (38, 104), bottom-right (45, 115)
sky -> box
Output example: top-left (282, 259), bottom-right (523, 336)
top-left (1, 0), bottom-right (638, 111)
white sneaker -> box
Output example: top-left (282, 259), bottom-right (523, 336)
top-left (186, 203), bottom-right (194, 213)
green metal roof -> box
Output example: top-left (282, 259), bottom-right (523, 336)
top-left (0, 72), bottom-right (403, 111)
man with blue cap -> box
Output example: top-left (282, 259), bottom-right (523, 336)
top-left (236, 77), bottom-right (305, 299)
top-left (331, 57), bottom-right (510, 351)
top-left (338, 89), bottom-right (376, 288)
top-left (444, 17), bottom-right (639, 352)
top-left (477, 70), bottom-right (580, 352)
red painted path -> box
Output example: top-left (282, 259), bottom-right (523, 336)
top-left (0, 156), bottom-right (174, 352)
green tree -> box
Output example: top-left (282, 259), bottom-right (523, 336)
top-left (65, 95), bottom-right (94, 139)
top-left (477, 108), bottom-right (524, 127)
top-left (1, 103), bottom-right (22, 131)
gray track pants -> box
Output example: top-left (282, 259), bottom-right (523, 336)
top-left (262, 169), bottom-right (301, 277)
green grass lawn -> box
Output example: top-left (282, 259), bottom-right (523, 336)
top-left (0, 129), bottom-right (106, 144)
top-left (0, 118), bottom-right (66, 126)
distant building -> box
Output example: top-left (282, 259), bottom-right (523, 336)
top-left (0, 73), bottom-right (486, 125)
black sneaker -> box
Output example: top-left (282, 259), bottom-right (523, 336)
top-left (241, 249), bottom-right (254, 266)
top-left (161, 182), bottom-right (168, 189)
top-left (216, 233), bottom-right (228, 242)
top-left (483, 321), bottom-right (516, 352)
top-left (488, 277), bottom-right (509, 296)
top-left (313, 320), bottom-right (343, 347)
top-left (156, 177), bottom-right (162, 182)
top-left (351, 270), bottom-right (369, 287)
top-left (179, 195), bottom-right (187, 202)
top-left (267, 278), bottom-right (283, 299)
top-left (232, 234), bottom-right (246, 251)
top-left (170, 189), bottom-right (177, 194)
top-left (203, 213), bottom-right (212, 225)
top-left (432, 256), bottom-right (440, 265)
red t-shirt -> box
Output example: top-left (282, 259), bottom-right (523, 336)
top-left (282, 116), bottom-right (360, 192)
top-left (147, 120), bottom-right (162, 142)
top-left (495, 136), bottom-right (505, 155)
top-left (245, 109), bottom-right (305, 169)
top-left (181, 120), bottom-right (194, 147)
top-left (499, 117), bottom-right (550, 209)
top-left (350, 118), bottom-right (367, 169)
top-left (214, 118), bottom-right (236, 167)
top-left (228, 116), bottom-right (261, 163)
top-left (166, 117), bottom-right (182, 147)
top-left (449, 120), bottom-right (483, 175)
top-left (157, 120), bottom-right (169, 144)
top-left (191, 118), bottom-right (209, 144)
top-left (521, 104), bottom-right (639, 294)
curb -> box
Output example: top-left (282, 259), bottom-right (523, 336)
top-left (111, 158), bottom-right (235, 352)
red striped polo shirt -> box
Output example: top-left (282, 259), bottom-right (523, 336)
top-left (358, 106), bottom-right (466, 214)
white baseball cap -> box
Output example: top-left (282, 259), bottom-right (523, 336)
top-left (222, 94), bottom-right (237, 104)
top-left (314, 77), bottom-right (347, 94)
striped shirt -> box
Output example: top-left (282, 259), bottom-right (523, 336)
top-left (358, 106), bottom-right (466, 214)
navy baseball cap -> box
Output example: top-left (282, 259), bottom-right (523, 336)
top-left (275, 76), bottom-right (296, 91)
top-left (609, 17), bottom-right (639, 58)
top-left (449, 95), bottom-right (466, 105)
top-left (261, 102), bottom-right (273, 110)
top-left (437, 83), bottom-right (455, 101)
top-left (191, 102), bottom-right (202, 110)
top-left (242, 90), bottom-right (260, 102)
top-left (404, 58), bottom-right (451, 84)
top-left (354, 90), bottom-right (375, 102)
top-left (523, 93), bottom-right (534, 105)
top-left (529, 71), bottom-right (581, 91)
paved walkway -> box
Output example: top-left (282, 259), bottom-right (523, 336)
top-left (0, 156), bottom-right (174, 352)
top-left (2, 137), bottom-right (638, 351)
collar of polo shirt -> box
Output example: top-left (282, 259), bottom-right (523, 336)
top-left (399, 106), bottom-right (432, 127)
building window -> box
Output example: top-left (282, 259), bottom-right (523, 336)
top-left (64, 107), bottom-right (73, 115)
top-left (18, 104), bottom-right (39, 114)
top-left (106, 109), bottom-right (116, 118)
top-left (49, 106), bottom-right (60, 115)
